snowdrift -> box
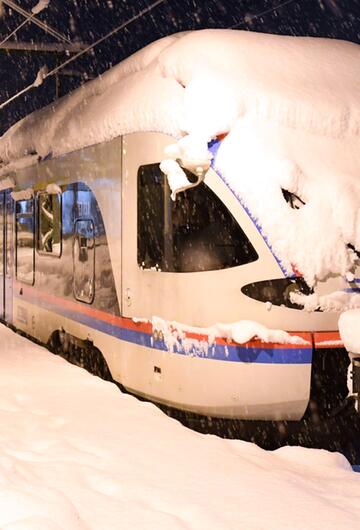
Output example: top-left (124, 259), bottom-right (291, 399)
top-left (0, 324), bottom-right (359, 530)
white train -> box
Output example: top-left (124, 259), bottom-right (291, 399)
top-left (0, 29), bottom-right (359, 423)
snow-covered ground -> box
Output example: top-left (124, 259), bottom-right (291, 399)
top-left (0, 324), bottom-right (359, 530)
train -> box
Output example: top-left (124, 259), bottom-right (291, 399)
top-left (0, 29), bottom-right (359, 426)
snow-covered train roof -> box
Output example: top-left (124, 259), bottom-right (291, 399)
top-left (2, 29), bottom-right (360, 290)
top-left (1, 29), bottom-right (360, 166)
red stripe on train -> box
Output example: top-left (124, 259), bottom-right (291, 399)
top-left (15, 282), bottom-right (342, 349)
top-left (313, 331), bottom-right (343, 349)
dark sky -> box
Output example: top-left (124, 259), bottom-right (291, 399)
top-left (1, 0), bottom-right (360, 134)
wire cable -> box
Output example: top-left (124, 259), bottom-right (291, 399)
top-left (45, 0), bottom-right (168, 79)
top-left (0, 0), bottom-right (298, 112)
top-left (0, 13), bottom-right (34, 47)
top-left (2, 0), bottom-right (70, 43)
top-left (0, 0), bottom-right (168, 111)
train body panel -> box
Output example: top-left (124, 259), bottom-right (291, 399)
top-left (121, 132), bottom-right (342, 332)
top-left (0, 130), bottom-right (349, 421)
top-left (12, 281), bottom-right (312, 421)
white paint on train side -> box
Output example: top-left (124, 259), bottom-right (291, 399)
top-left (0, 131), bottom-right (347, 422)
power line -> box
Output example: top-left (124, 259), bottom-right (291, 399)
top-left (230, 0), bottom-right (300, 29)
top-left (0, 0), bottom-right (51, 48)
top-left (45, 0), bottom-right (168, 79)
top-left (0, 41), bottom-right (88, 53)
top-left (0, 12), bottom-right (34, 47)
top-left (0, 0), bottom-right (299, 113)
top-left (0, 0), bottom-right (168, 112)
top-left (0, 80), bottom-right (38, 111)
top-left (2, 0), bottom-right (70, 43)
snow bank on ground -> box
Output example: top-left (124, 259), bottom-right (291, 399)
top-left (1, 29), bottom-right (360, 287)
top-left (0, 324), bottom-right (359, 530)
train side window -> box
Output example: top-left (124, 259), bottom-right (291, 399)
top-left (73, 219), bottom-right (95, 303)
top-left (16, 199), bottom-right (35, 285)
top-left (137, 164), bottom-right (258, 272)
top-left (37, 192), bottom-right (61, 256)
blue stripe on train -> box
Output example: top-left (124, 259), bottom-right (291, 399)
top-left (19, 292), bottom-right (312, 364)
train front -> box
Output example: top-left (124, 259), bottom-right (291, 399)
top-left (156, 117), bottom-right (360, 424)
top-left (208, 121), bottom-right (360, 421)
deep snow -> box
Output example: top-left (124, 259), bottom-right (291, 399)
top-left (1, 29), bottom-right (360, 288)
top-left (0, 324), bottom-right (359, 530)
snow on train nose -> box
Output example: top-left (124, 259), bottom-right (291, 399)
top-left (241, 277), bottom-right (313, 310)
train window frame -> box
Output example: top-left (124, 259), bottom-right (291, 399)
top-left (73, 218), bottom-right (95, 304)
top-left (15, 198), bottom-right (35, 286)
top-left (36, 191), bottom-right (62, 258)
top-left (137, 163), bottom-right (258, 273)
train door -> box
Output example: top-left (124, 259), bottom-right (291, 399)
top-left (122, 133), bottom-right (342, 340)
top-left (73, 219), bottom-right (95, 304)
top-left (4, 190), bottom-right (13, 324)
top-left (0, 190), bottom-right (13, 322)
top-left (121, 133), bottom-right (176, 321)
top-left (71, 186), bottom-right (96, 304)
top-left (0, 192), bottom-right (4, 319)
top-left (121, 132), bottom-right (263, 326)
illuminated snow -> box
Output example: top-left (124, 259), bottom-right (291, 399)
top-left (10, 188), bottom-right (34, 201)
top-left (291, 288), bottom-right (360, 313)
top-left (0, 324), bottom-right (359, 530)
top-left (151, 315), bottom-right (309, 352)
top-left (1, 29), bottom-right (360, 286)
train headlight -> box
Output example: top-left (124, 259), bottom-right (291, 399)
top-left (241, 277), bottom-right (313, 310)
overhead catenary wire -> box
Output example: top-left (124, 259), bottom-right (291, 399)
top-left (0, 11), bottom-right (34, 47)
top-left (230, 0), bottom-right (300, 29)
top-left (0, 0), bottom-right (51, 48)
top-left (45, 0), bottom-right (168, 79)
top-left (0, 0), bottom-right (168, 112)
top-left (1, 0), bottom-right (70, 43)
top-left (0, 0), bottom-right (296, 112)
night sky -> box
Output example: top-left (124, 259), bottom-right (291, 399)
top-left (1, 0), bottom-right (360, 134)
